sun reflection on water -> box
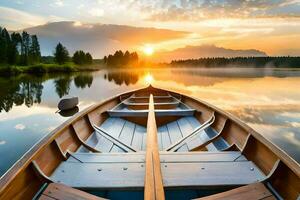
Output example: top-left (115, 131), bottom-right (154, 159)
top-left (144, 73), bottom-right (154, 85)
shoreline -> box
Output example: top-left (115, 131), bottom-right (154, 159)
top-left (0, 63), bottom-right (105, 75)
top-left (1, 64), bottom-right (300, 76)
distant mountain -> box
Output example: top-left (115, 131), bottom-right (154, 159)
top-left (23, 21), bottom-right (188, 58)
top-left (155, 45), bottom-right (268, 62)
top-left (19, 22), bottom-right (267, 60)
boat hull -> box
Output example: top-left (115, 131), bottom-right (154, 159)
top-left (0, 85), bottom-right (299, 200)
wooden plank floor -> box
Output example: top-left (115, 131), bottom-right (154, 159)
top-left (80, 116), bottom-right (229, 153)
top-left (81, 118), bottom-right (147, 153)
top-left (158, 116), bottom-right (202, 151)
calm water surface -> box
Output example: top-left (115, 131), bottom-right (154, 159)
top-left (0, 67), bottom-right (300, 176)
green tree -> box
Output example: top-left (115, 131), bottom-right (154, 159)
top-left (72, 50), bottom-right (85, 65)
top-left (29, 35), bottom-right (41, 64)
top-left (21, 31), bottom-right (31, 65)
top-left (9, 32), bottom-right (22, 64)
top-left (0, 28), bottom-right (11, 63)
top-left (54, 43), bottom-right (69, 64)
top-left (73, 50), bottom-right (93, 65)
top-left (85, 52), bottom-right (93, 64)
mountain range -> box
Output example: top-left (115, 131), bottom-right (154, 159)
top-left (20, 21), bottom-right (267, 60)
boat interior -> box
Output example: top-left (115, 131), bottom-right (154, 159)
top-left (0, 86), bottom-right (299, 200)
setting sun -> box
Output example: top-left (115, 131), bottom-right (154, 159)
top-left (143, 46), bottom-right (154, 56)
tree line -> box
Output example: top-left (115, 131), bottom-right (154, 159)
top-left (0, 27), bottom-right (41, 65)
top-left (170, 57), bottom-right (300, 68)
top-left (0, 26), bottom-right (93, 67)
top-left (54, 43), bottom-right (93, 65)
top-left (103, 50), bottom-right (138, 66)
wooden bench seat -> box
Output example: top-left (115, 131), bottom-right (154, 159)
top-left (51, 162), bottom-right (145, 189)
top-left (50, 151), bottom-right (265, 189)
top-left (196, 182), bottom-right (275, 200)
top-left (39, 183), bottom-right (106, 200)
top-left (67, 151), bottom-right (246, 163)
top-left (161, 161), bottom-right (264, 187)
top-left (108, 109), bottom-right (195, 117)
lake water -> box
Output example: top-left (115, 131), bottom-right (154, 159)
top-left (0, 67), bottom-right (300, 176)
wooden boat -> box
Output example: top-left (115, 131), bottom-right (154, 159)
top-left (58, 97), bottom-right (79, 111)
top-left (0, 85), bottom-right (299, 200)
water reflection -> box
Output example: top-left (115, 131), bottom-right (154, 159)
top-left (0, 75), bottom-right (43, 112)
top-left (58, 106), bottom-right (79, 117)
top-left (0, 73), bottom-right (94, 112)
top-left (104, 71), bottom-right (139, 86)
top-left (0, 68), bottom-right (300, 177)
top-left (54, 76), bottom-right (72, 98)
top-left (74, 74), bottom-right (93, 89)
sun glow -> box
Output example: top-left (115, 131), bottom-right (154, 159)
top-left (144, 73), bottom-right (154, 85)
top-left (143, 45), bottom-right (154, 56)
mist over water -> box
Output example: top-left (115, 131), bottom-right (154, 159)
top-left (0, 67), bottom-right (300, 176)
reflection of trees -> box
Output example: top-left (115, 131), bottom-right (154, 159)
top-left (54, 76), bottom-right (72, 98)
top-left (0, 75), bottom-right (43, 112)
top-left (74, 74), bottom-right (93, 89)
top-left (104, 71), bottom-right (139, 86)
top-left (0, 72), bottom-right (95, 113)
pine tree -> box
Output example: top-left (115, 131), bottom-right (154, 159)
top-left (0, 28), bottom-right (11, 63)
top-left (21, 31), bottom-right (31, 65)
top-left (9, 32), bottom-right (22, 64)
top-left (29, 35), bottom-right (41, 64)
top-left (85, 53), bottom-right (93, 64)
top-left (73, 50), bottom-right (93, 65)
top-left (54, 43), bottom-right (69, 64)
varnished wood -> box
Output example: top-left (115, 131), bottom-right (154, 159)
top-left (0, 85), bottom-right (299, 200)
top-left (0, 166), bottom-right (43, 200)
top-left (71, 125), bottom-right (100, 153)
top-left (72, 116), bottom-right (94, 141)
top-left (40, 183), bottom-right (107, 200)
top-left (144, 94), bottom-right (165, 200)
top-left (242, 135), bottom-right (278, 175)
top-left (55, 126), bottom-right (81, 154)
top-left (34, 142), bottom-right (66, 176)
top-left (195, 182), bottom-right (275, 200)
top-left (267, 161), bottom-right (300, 200)
top-left (0, 87), bottom-right (137, 199)
top-left (221, 120), bottom-right (249, 150)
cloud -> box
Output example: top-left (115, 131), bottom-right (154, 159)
top-left (0, 6), bottom-right (46, 30)
top-left (24, 21), bottom-right (189, 57)
top-left (88, 8), bottom-right (104, 17)
top-left (15, 123), bottom-right (26, 130)
top-left (145, 0), bottom-right (300, 21)
top-left (53, 0), bottom-right (64, 7)
top-left (0, 6), bottom-right (65, 30)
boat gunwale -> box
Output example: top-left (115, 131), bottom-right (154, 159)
top-left (0, 86), bottom-right (145, 193)
top-left (163, 86), bottom-right (300, 178)
top-left (0, 85), bottom-right (299, 194)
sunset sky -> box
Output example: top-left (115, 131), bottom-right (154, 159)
top-left (0, 0), bottom-right (300, 56)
